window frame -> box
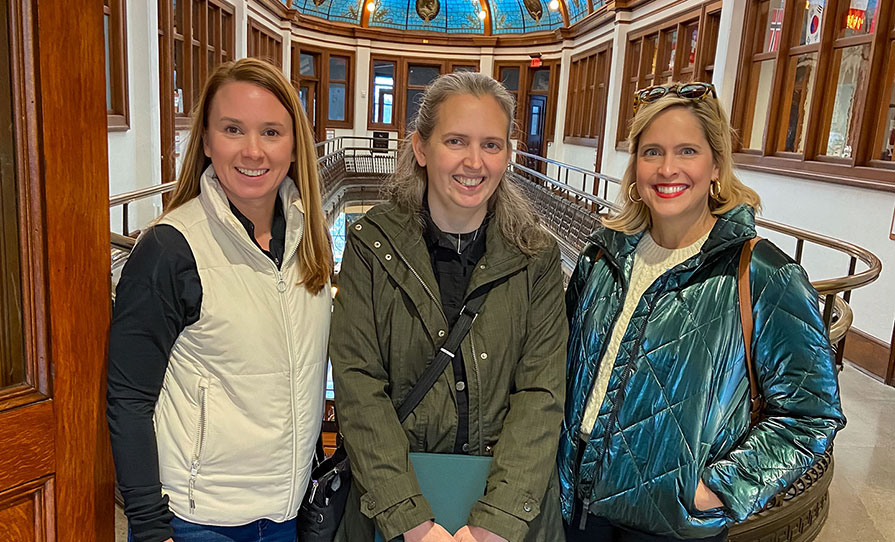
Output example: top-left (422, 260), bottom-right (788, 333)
top-left (291, 44), bottom-right (355, 137)
top-left (105, 0), bottom-right (129, 131)
top-left (731, 0), bottom-right (895, 189)
top-left (158, 0), bottom-right (235, 181)
top-left (616, 2), bottom-right (720, 148)
top-left (247, 18), bottom-right (283, 70)
top-left (565, 41), bottom-right (612, 147)
top-left (493, 59), bottom-right (561, 145)
top-left (366, 56), bottom-right (480, 137)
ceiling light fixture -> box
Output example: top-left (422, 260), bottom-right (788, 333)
top-left (548, 0), bottom-right (560, 10)
top-left (366, 1), bottom-right (376, 12)
top-left (477, 10), bottom-right (487, 20)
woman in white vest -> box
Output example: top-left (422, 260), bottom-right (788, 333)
top-left (107, 58), bottom-right (333, 542)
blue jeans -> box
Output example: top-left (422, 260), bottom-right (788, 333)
top-left (128, 516), bottom-right (297, 542)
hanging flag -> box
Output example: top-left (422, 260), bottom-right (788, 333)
top-left (806, 3), bottom-right (824, 44)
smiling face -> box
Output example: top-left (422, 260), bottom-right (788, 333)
top-left (635, 106), bottom-right (719, 240)
top-left (203, 81), bottom-right (295, 215)
top-left (412, 93), bottom-right (511, 233)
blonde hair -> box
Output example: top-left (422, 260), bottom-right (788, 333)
top-left (166, 58), bottom-right (332, 294)
top-left (603, 88), bottom-right (761, 234)
top-left (383, 71), bottom-right (550, 256)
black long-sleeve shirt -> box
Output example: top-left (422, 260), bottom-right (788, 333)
top-left (420, 209), bottom-right (488, 454)
top-left (107, 197), bottom-right (285, 542)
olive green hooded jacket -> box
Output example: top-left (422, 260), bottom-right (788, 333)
top-left (331, 202), bottom-right (567, 542)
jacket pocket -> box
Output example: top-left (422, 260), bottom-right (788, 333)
top-left (188, 378), bottom-right (209, 513)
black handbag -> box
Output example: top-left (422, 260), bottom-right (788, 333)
top-left (297, 434), bottom-right (351, 541)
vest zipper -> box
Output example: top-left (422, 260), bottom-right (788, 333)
top-left (272, 239), bottom-right (301, 516)
top-left (188, 381), bottom-right (209, 513)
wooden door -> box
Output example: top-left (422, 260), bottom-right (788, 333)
top-left (0, 0), bottom-right (115, 540)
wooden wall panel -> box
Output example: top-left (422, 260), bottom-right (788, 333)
top-left (33, 0), bottom-right (115, 538)
top-left (0, 401), bottom-right (54, 490)
top-left (0, 478), bottom-right (53, 542)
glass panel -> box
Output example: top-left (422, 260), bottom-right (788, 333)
top-left (104, 13), bottom-right (112, 110)
top-left (645, 35), bottom-right (659, 77)
top-left (500, 67), bottom-right (520, 91)
top-left (382, 93), bottom-right (393, 124)
top-left (662, 29), bottom-right (677, 73)
top-left (880, 54), bottom-right (895, 161)
top-left (299, 87), bottom-right (308, 113)
top-left (530, 69), bottom-right (549, 91)
top-left (781, 52), bottom-right (819, 153)
top-left (762, 0), bottom-right (786, 52)
top-left (747, 59), bottom-right (776, 149)
top-left (453, 65), bottom-right (476, 73)
top-left (841, 0), bottom-right (880, 39)
top-left (208, 50), bottom-right (214, 77)
top-left (686, 25), bottom-right (698, 65)
top-left (329, 56), bottom-right (347, 81)
top-left (629, 40), bottom-right (642, 74)
top-left (192, 44), bottom-right (200, 108)
top-left (372, 62), bottom-right (395, 125)
top-left (300, 53), bottom-right (315, 77)
top-left (0, 4), bottom-right (25, 390)
top-left (174, 0), bottom-right (183, 34)
top-left (174, 41), bottom-right (184, 114)
top-left (192, 0), bottom-right (200, 40)
top-left (794, 0), bottom-right (824, 46)
top-left (824, 45), bottom-right (872, 158)
top-left (408, 65), bottom-right (440, 87)
top-left (208, 8), bottom-right (217, 47)
top-left (406, 88), bottom-right (425, 127)
top-left (328, 82), bottom-right (346, 122)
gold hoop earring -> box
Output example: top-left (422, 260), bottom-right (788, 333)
top-left (710, 179), bottom-right (722, 200)
top-left (628, 183), bottom-right (642, 203)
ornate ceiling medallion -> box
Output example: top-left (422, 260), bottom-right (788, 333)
top-left (312, 0), bottom-right (327, 6)
top-left (523, 0), bottom-right (543, 21)
top-left (416, 0), bottom-right (440, 21)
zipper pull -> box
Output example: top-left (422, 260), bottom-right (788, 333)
top-left (276, 276), bottom-right (287, 293)
top-left (307, 479), bottom-right (319, 504)
top-left (189, 459), bottom-right (200, 512)
top-left (578, 497), bottom-right (590, 530)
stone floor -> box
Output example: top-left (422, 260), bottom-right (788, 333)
top-left (115, 363), bottom-right (895, 541)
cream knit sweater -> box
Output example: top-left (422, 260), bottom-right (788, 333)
top-left (579, 229), bottom-right (711, 440)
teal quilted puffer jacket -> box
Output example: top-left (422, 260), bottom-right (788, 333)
top-left (558, 205), bottom-right (845, 539)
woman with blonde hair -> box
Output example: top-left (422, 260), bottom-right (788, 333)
top-left (331, 71), bottom-right (567, 542)
top-left (559, 82), bottom-right (844, 541)
top-left (108, 57), bottom-right (332, 542)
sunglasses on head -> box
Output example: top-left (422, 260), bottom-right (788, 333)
top-left (632, 82), bottom-right (717, 114)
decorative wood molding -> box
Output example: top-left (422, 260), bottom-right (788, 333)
top-left (843, 327), bottom-right (892, 384)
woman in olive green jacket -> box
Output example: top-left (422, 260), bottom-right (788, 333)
top-left (331, 72), bottom-right (567, 542)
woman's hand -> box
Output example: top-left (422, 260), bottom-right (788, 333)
top-left (453, 526), bottom-right (507, 542)
top-left (404, 520), bottom-right (455, 542)
top-left (694, 480), bottom-right (724, 511)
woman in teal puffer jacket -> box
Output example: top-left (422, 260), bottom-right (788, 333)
top-left (559, 83), bottom-right (845, 541)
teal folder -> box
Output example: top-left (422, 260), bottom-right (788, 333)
top-left (374, 452), bottom-right (493, 541)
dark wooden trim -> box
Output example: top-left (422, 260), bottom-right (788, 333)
top-left (105, 0), bottom-right (130, 131)
top-left (367, 55), bottom-right (400, 132)
top-left (247, 17), bottom-right (284, 69)
top-left (7, 0), bottom-right (49, 408)
top-left (292, 44), bottom-right (356, 134)
top-left (159, 0), bottom-right (176, 184)
top-left (564, 136), bottom-right (599, 147)
top-left (34, 0), bottom-right (116, 536)
top-left (733, 153), bottom-right (895, 192)
top-left (843, 327), bottom-right (891, 383)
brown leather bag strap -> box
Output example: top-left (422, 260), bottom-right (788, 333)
top-left (738, 237), bottom-right (763, 428)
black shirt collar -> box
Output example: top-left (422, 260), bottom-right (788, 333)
top-left (228, 194), bottom-right (287, 267)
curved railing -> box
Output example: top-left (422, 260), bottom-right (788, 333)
top-left (109, 136), bottom-right (880, 343)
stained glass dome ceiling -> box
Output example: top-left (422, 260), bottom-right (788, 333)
top-left (285, 0), bottom-right (600, 34)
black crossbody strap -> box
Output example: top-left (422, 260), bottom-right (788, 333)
top-left (396, 282), bottom-right (496, 423)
